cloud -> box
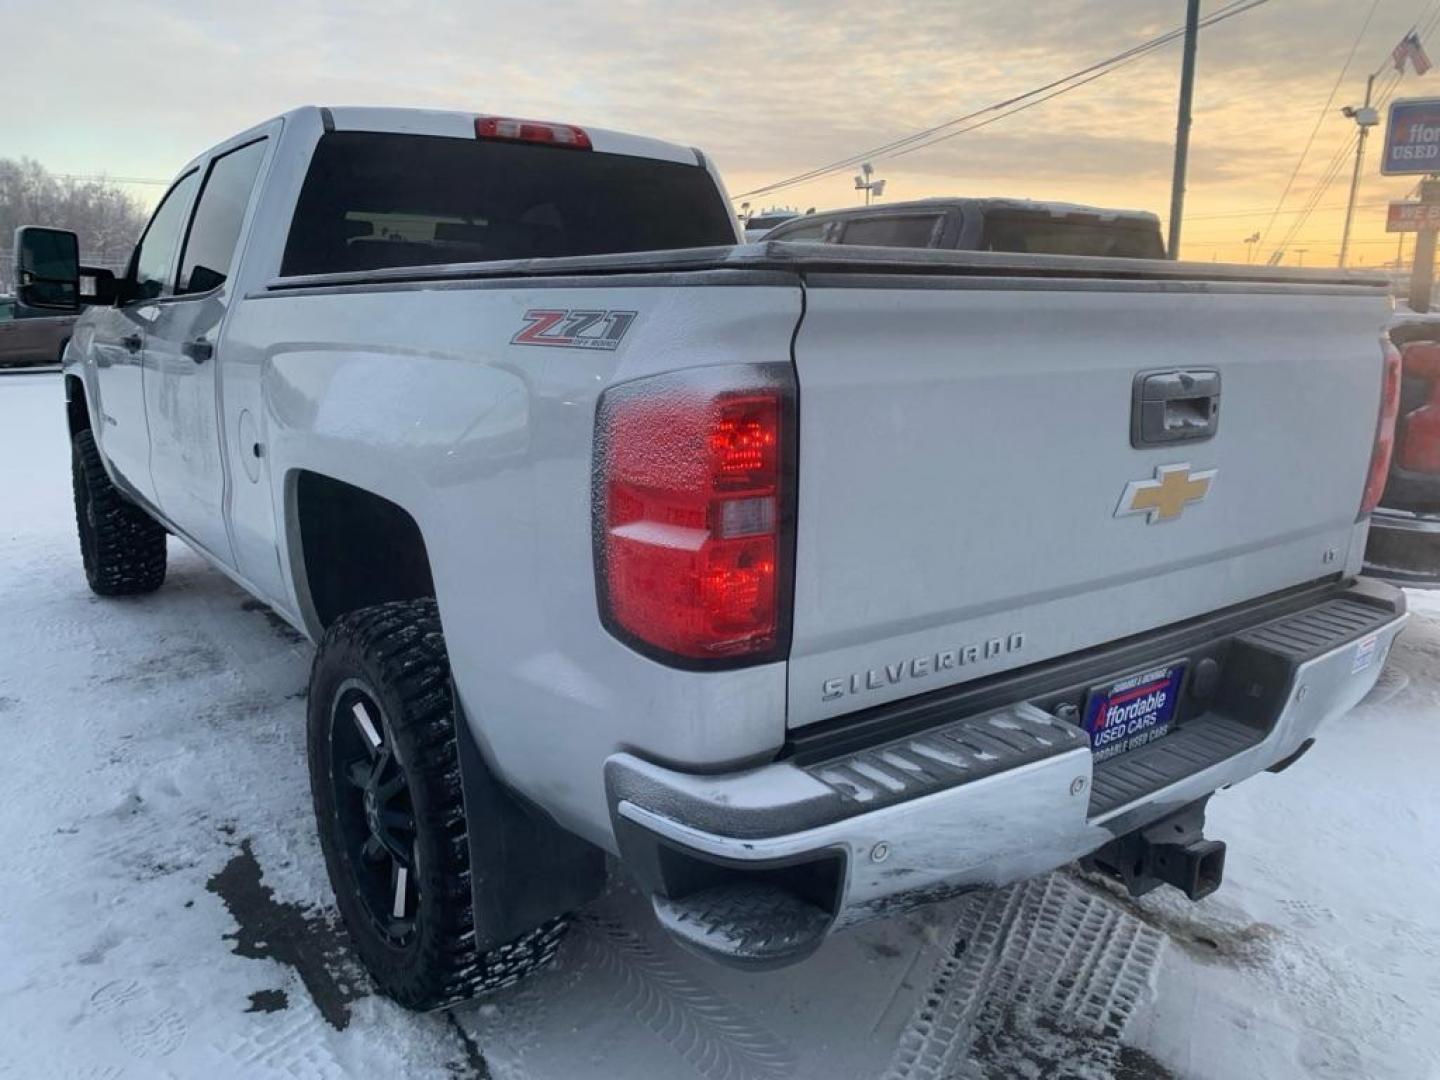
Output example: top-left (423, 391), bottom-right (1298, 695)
top-left (9, 0), bottom-right (1428, 262)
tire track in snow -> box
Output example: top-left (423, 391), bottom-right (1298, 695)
top-left (883, 874), bottom-right (1167, 1080)
top-left (578, 914), bottom-right (797, 1080)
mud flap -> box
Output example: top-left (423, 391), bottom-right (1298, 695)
top-left (452, 685), bottom-right (606, 949)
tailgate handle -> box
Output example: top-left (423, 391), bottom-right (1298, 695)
top-left (1131, 370), bottom-right (1220, 448)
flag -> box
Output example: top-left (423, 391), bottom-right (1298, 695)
top-left (1393, 30), bottom-right (1433, 75)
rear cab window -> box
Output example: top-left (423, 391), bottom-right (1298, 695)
top-left (835, 214), bottom-right (944, 249)
top-left (282, 132), bottom-right (737, 275)
top-left (981, 213), bottom-right (1165, 259)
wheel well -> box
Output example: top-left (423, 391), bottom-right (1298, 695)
top-left (65, 375), bottom-right (90, 436)
top-left (294, 472), bottom-right (436, 630)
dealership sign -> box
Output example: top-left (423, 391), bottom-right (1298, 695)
top-left (1387, 202), bottom-right (1440, 231)
top-left (1384, 98), bottom-right (1440, 174)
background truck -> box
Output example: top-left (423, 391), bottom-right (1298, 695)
top-left (27, 105), bottom-right (1407, 1011)
top-left (762, 195), bottom-right (1166, 257)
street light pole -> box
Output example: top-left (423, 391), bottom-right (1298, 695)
top-left (853, 162), bottom-right (886, 205)
top-left (1167, 0), bottom-right (1202, 259)
top-left (1339, 74), bottom-right (1379, 268)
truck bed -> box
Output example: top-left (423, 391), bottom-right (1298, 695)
top-left (238, 236), bottom-right (1393, 832)
top-left (261, 240), bottom-right (1391, 293)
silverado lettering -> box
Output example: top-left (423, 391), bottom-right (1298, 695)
top-left (822, 632), bottom-right (1027, 701)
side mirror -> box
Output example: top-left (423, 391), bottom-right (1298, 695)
top-left (13, 226), bottom-right (80, 313)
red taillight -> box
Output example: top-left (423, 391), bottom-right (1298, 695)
top-left (475, 115), bottom-right (592, 150)
top-left (1396, 342), bottom-right (1440, 473)
top-left (596, 372), bottom-right (793, 665)
top-left (1361, 340), bottom-right (1403, 516)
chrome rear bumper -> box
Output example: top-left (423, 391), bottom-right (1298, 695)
top-left (607, 581), bottom-right (1408, 967)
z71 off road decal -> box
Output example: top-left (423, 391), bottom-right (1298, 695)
top-left (512, 309), bottom-right (637, 350)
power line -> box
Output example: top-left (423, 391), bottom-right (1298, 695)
top-left (1188, 199), bottom-right (1393, 221)
top-left (736, 0), bottom-right (1262, 199)
top-left (733, 0), bottom-right (1269, 201)
top-left (883, 42), bottom-right (1162, 164)
top-left (1267, 3), bottom-right (1440, 263)
top-left (1268, 60), bottom-right (1413, 261)
top-left (1257, 0), bottom-right (1381, 250)
top-left (1269, 65), bottom-right (1404, 260)
top-left (54, 173), bottom-right (170, 186)
top-left (1187, 235), bottom-right (1402, 248)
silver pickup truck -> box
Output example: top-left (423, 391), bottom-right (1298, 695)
top-left (30, 105), bottom-right (1408, 1011)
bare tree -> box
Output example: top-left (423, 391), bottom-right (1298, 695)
top-left (0, 158), bottom-right (149, 289)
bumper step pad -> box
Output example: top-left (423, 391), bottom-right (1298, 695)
top-left (1089, 716), bottom-right (1262, 816)
top-left (1237, 597), bottom-right (1397, 661)
top-left (804, 703), bottom-right (1088, 812)
top-left (1089, 596), bottom-right (1396, 816)
top-left (651, 883), bottom-right (832, 969)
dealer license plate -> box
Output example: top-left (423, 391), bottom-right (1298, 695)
top-left (1081, 662), bottom-right (1186, 763)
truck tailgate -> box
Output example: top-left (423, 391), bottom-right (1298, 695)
top-left (788, 277), bottom-right (1391, 726)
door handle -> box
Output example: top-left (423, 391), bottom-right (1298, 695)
top-left (183, 338), bottom-right (213, 363)
top-left (1131, 370), bottom-right (1221, 448)
top-left (121, 333), bottom-right (143, 353)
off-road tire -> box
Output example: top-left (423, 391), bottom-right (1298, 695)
top-left (71, 429), bottom-right (167, 596)
top-left (307, 599), bottom-right (568, 1011)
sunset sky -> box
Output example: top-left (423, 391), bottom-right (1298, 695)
top-left (12, 0), bottom-right (1440, 266)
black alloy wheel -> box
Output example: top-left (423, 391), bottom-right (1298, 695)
top-left (307, 599), bottom-right (572, 1010)
top-left (328, 680), bottom-right (420, 944)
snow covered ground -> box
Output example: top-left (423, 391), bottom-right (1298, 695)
top-left (0, 369), bottom-right (1436, 1080)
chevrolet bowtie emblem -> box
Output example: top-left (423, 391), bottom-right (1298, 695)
top-left (1115, 464), bottom-right (1216, 523)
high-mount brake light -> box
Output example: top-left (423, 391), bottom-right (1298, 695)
top-left (594, 370), bottom-right (794, 666)
top-left (1361, 339), bottom-right (1403, 517)
top-left (1396, 342), bottom-right (1440, 474)
top-left (474, 115), bottom-right (592, 150)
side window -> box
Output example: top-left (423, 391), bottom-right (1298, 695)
top-left (177, 139), bottom-right (268, 295)
top-left (131, 171), bottom-right (200, 301)
top-left (0, 299), bottom-right (14, 322)
top-left (836, 215), bottom-right (944, 249)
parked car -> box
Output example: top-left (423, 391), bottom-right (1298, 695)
top-left (764, 196), bottom-right (1166, 258)
top-left (0, 293), bottom-right (76, 368)
top-left (30, 105), bottom-right (1406, 1011)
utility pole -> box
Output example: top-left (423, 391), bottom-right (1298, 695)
top-left (1167, 0), bottom-right (1201, 259)
top-left (1409, 176), bottom-right (1440, 312)
top-left (1295, 248), bottom-right (1309, 266)
top-left (1339, 74), bottom-right (1380, 268)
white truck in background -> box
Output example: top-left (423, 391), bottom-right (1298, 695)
top-left (24, 106), bottom-right (1408, 1010)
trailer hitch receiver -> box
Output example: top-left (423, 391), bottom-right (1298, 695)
top-left (1082, 798), bottom-right (1226, 902)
